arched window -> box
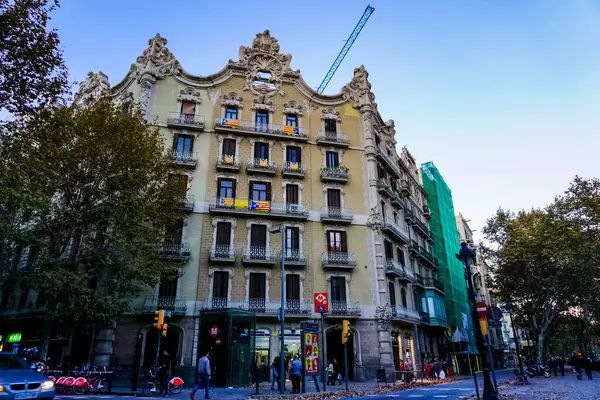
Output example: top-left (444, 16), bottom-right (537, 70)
top-left (401, 287), bottom-right (407, 307)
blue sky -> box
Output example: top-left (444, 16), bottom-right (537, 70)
top-left (51, 0), bottom-right (600, 236)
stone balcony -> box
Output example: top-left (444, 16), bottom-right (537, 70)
top-left (320, 166), bottom-right (349, 184)
top-left (377, 179), bottom-right (394, 199)
top-left (246, 157), bottom-right (277, 176)
top-left (391, 305), bottom-right (421, 324)
top-left (214, 118), bottom-right (309, 142)
top-left (209, 198), bottom-right (309, 220)
top-left (376, 146), bottom-right (401, 179)
top-left (216, 154), bottom-right (241, 172)
top-left (155, 242), bottom-right (191, 262)
top-left (141, 295), bottom-right (187, 314)
top-left (385, 259), bottom-right (413, 283)
top-left (171, 151), bottom-right (197, 168)
top-left (209, 244), bottom-right (236, 264)
top-left (321, 251), bottom-right (357, 271)
top-left (316, 131), bottom-right (350, 148)
top-left (382, 218), bottom-right (410, 245)
top-left (167, 112), bottom-right (205, 131)
top-left (281, 161), bottom-right (305, 179)
top-left (320, 206), bottom-right (353, 224)
top-left (242, 246), bottom-right (278, 267)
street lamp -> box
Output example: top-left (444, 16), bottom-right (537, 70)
top-left (457, 242), bottom-right (498, 400)
top-left (270, 224), bottom-right (286, 394)
top-left (503, 300), bottom-right (525, 381)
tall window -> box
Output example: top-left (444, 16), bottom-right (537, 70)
top-left (397, 248), bottom-right (405, 266)
top-left (285, 227), bottom-right (300, 258)
top-left (159, 275), bottom-right (178, 298)
top-left (250, 225), bottom-right (267, 249)
top-left (324, 119), bottom-right (337, 134)
top-left (250, 182), bottom-right (270, 201)
top-left (175, 134), bottom-right (193, 155)
top-left (286, 146), bottom-right (301, 163)
top-left (222, 139), bottom-right (236, 156)
top-left (215, 222), bottom-right (231, 247)
top-left (388, 282), bottom-right (396, 308)
top-left (384, 240), bottom-right (394, 259)
top-left (326, 151), bottom-right (339, 168)
top-left (286, 114), bottom-right (298, 127)
top-left (254, 142), bottom-right (269, 159)
top-left (212, 271), bottom-right (229, 307)
top-left (181, 101), bottom-right (195, 116)
top-left (331, 277), bottom-right (347, 302)
top-left (381, 200), bottom-right (386, 222)
top-left (327, 230), bottom-right (347, 253)
top-left (165, 219), bottom-right (184, 244)
top-left (217, 178), bottom-right (235, 199)
top-left (327, 189), bottom-right (342, 208)
top-left (256, 111), bottom-right (269, 131)
top-left (393, 212), bottom-right (398, 224)
top-left (401, 288), bottom-right (408, 307)
top-left (225, 106), bottom-right (238, 120)
top-left (249, 273), bottom-right (266, 311)
top-left (286, 274), bottom-right (301, 311)
top-left (286, 184), bottom-right (299, 205)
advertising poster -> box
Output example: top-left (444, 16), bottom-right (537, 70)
top-left (304, 332), bottom-right (319, 375)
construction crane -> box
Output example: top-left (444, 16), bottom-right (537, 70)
top-left (316, 5), bottom-right (375, 94)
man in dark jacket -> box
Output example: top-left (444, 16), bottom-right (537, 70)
top-left (570, 352), bottom-right (582, 380)
top-left (158, 351), bottom-right (172, 396)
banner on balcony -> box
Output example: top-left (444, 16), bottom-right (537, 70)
top-left (283, 125), bottom-right (299, 135)
top-left (223, 154), bottom-right (234, 164)
top-left (304, 332), bottom-right (320, 375)
top-left (290, 161), bottom-right (299, 171)
top-left (218, 197), bottom-right (234, 207)
top-left (258, 158), bottom-right (268, 168)
top-left (250, 200), bottom-right (270, 212)
top-left (235, 199), bottom-right (248, 209)
top-left (220, 118), bottom-right (240, 128)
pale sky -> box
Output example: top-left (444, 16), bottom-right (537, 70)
top-left (50, 0), bottom-right (600, 236)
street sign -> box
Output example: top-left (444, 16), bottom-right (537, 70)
top-left (314, 292), bottom-right (328, 313)
top-left (479, 317), bottom-right (489, 335)
top-left (7, 333), bottom-right (21, 343)
top-left (476, 302), bottom-right (488, 318)
top-left (302, 322), bottom-right (319, 332)
top-left (164, 310), bottom-right (172, 318)
top-left (215, 338), bottom-right (222, 345)
top-left (208, 325), bottom-right (220, 338)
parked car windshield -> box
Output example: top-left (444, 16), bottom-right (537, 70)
top-left (0, 354), bottom-right (29, 370)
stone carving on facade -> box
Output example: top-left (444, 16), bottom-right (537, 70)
top-left (178, 87), bottom-right (202, 104)
top-left (74, 71), bottom-right (110, 107)
top-left (375, 304), bottom-right (392, 331)
top-left (208, 88), bottom-right (221, 104)
top-left (236, 30), bottom-right (299, 98)
top-left (381, 119), bottom-right (396, 137)
top-left (321, 106), bottom-right (341, 121)
top-left (283, 100), bottom-right (303, 116)
top-left (130, 33), bottom-right (182, 82)
top-left (252, 93), bottom-right (274, 112)
top-left (303, 100), bottom-right (318, 115)
top-left (118, 91), bottom-right (134, 105)
top-left (222, 92), bottom-right (243, 108)
top-left (366, 206), bottom-right (383, 233)
top-left (341, 65), bottom-right (376, 109)
top-left (138, 77), bottom-right (155, 118)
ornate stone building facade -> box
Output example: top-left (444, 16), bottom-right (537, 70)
top-left (72, 30), bottom-right (443, 380)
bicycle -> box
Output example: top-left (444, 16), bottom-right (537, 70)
top-left (142, 368), bottom-right (184, 397)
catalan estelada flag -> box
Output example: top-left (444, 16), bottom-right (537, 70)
top-left (221, 118), bottom-right (240, 128)
top-left (219, 197), bottom-right (234, 207)
top-left (250, 200), bottom-right (270, 212)
top-left (258, 158), bottom-right (268, 168)
top-left (283, 125), bottom-right (299, 135)
top-left (290, 162), bottom-right (299, 171)
top-left (223, 154), bottom-right (234, 164)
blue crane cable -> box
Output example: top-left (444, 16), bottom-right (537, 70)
top-left (316, 5), bottom-right (375, 94)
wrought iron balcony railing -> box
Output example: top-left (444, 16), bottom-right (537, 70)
top-left (0, 303), bottom-right (46, 317)
top-left (414, 273), bottom-right (425, 287)
top-left (328, 300), bottom-right (362, 316)
top-left (321, 251), bottom-right (357, 268)
top-left (199, 298), bottom-right (312, 315)
top-left (209, 198), bottom-right (309, 219)
top-left (216, 154), bottom-right (241, 170)
top-left (283, 248), bottom-right (307, 265)
top-left (209, 244), bottom-right (235, 262)
top-left (404, 207), bottom-right (416, 224)
top-left (242, 246), bottom-right (277, 264)
top-left (382, 218), bottom-right (410, 245)
top-left (182, 194), bottom-right (194, 212)
top-left (214, 119), bottom-right (308, 140)
top-left (391, 305), bottom-right (421, 322)
top-left (282, 161), bottom-right (305, 177)
top-left (171, 151), bottom-right (197, 167)
top-left (155, 242), bottom-right (191, 261)
top-left (400, 179), bottom-right (411, 196)
top-left (385, 258), bottom-right (409, 280)
top-left (424, 277), bottom-right (445, 293)
top-left (320, 166), bottom-right (349, 182)
top-left (420, 246), bottom-right (435, 266)
top-left (419, 311), bottom-right (430, 324)
top-left (409, 239), bottom-right (420, 256)
top-left (377, 179), bottom-right (394, 198)
top-left (246, 157), bottom-right (276, 174)
top-left (316, 131), bottom-right (350, 147)
top-left (376, 147), bottom-right (402, 178)
top-left (167, 112), bottom-right (205, 129)
top-left (320, 206), bottom-right (353, 223)
top-left (142, 295), bottom-right (187, 314)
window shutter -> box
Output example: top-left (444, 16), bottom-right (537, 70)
top-left (340, 232), bottom-right (348, 252)
top-left (286, 275), bottom-right (300, 301)
top-left (232, 179), bottom-right (237, 199)
top-left (286, 185), bottom-right (299, 204)
top-left (388, 282), bottom-right (396, 307)
top-left (181, 101), bottom-right (195, 115)
top-left (266, 182), bottom-right (271, 201)
top-left (216, 222), bottom-right (231, 245)
top-left (254, 142), bottom-right (261, 158)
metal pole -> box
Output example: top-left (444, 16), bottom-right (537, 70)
top-left (321, 313), bottom-right (326, 392)
top-left (280, 224), bottom-right (286, 394)
top-left (485, 336), bottom-right (498, 390)
top-left (508, 308), bottom-right (525, 380)
top-left (344, 342), bottom-right (349, 391)
top-left (154, 333), bottom-right (161, 366)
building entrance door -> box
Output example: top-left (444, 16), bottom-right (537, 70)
top-left (326, 329), bottom-right (355, 380)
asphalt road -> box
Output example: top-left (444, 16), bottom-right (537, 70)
top-left (346, 370), bottom-right (515, 400)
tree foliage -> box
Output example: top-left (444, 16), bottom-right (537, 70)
top-left (0, 98), bottom-right (185, 356)
top-left (0, 0), bottom-right (68, 117)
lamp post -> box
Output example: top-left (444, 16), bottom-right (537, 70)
top-left (270, 224), bottom-right (286, 394)
top-left (457, 242), bottom-right (498, 400)
top-left (503, 301), bottom-right (525, 380)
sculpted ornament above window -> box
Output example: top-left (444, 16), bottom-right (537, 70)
top-left (283, 101), bottom-right (303, 116)
top-left (235, 30), bottom-right (299, 98)
top-left (130, 33), bottom-right (182, 82)
top-left (178, 87), bottom-right (202, 104)
top-left (222, 92), bottom-right (243, 108)
top-left (74, 71), bottom-right (110, 107)
top-left (321, 107), bottom-right (340, 121)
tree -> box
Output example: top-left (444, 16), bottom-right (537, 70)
top-left (0, 0), bottom-right (68, 117)
top-left (483, 208), bottom-right (578, 363)
top-left (0, 98), bottom-right (185, 360)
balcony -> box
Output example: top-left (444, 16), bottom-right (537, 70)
top-left (209, 244), bottom-right (236, 264)
top-left (246, 158), bottom-right (277, 175)
top-left (182, 194), bottom-right (194, 212)
top-left (391, 194), bottom-right (404, 209)
top-left (414, 273), bottom-right (425, 289)
top-left (141, 295), bottom-right (187, 314)
top-left (282, 161), bottom-right (305, 179)
top-left (167, 112), bottom-right (205, 131)
top-left (155, 242), bottom-right (191, 262)
top-left (320, 206), bottom-right (353, 224)
top-left (216, 154), bottom-right (241, 172)
top-left (171, 151), bottom-right (197, 168)
top-left (209, 198), bottom-right (309, 220)
top-left (214, 118), bottom-right (309, 142)
top-left (404, 207), bottom-right (416, 225)
top-left (321, 251), bottom-right (357, 270)
top-left (391, 305), bottom-right (421, 323)
top-left (316, 131), bottom-right (350, 148)
top-left (413, 218), bottom-right (430, 237)
top-left (242, 246), bottom-right (277, 266)
top-left (429, 317), bottom-right (448, 328)
top-left (409, 240), bottom-right (420, 257)
top-left (400, 180), bottom-right (410, 197)
top-left (377, 179), bottom-right (394, 198)
top-left (385, 259), bottom-right (411, 282)
top-left (320, 166), bottom-right (349, 184)
top-left (419, 311), bottom-right (430, 324)
top-left (326, 300), bottom-right (362, 317)
top-left (420, 246), bottom-right (435, 267)
top-left (200, 298), bottom-right (312, 317)
top-left (424, 277), bottom-right (445, 294)
top-left (376, 147), bottom-right (401, 179)
top-left (423, 205), bottom-right (431, 219)
top-left (283, 249), bottom-right (307, 268)
top-left (382, 219), bottom-right (410, 245)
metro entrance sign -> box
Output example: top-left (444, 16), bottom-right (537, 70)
top-left (476, 302), bottom-right (488, 318)
top-left (314, 292), bottom-right (328, 313)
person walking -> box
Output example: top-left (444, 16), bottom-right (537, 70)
top-left (570, 352), bottom-right (583, 380)
top-left (334, 358), bottom-right (342, 385)
top-left (290, 355), bottom-right (302, 394)
top-left (271, 356), bottom-right (280, 391)
top-left (583, 356), bottom-right (593, 380)
top-left (327, 360), bottom-right (335, 385)
top-left (434, 358), bottom-right (443, 381)
top-left (158, 351), bottom-right (171, 397)
top-left (191, 350), bottom-right (211, 400)
top-left (558, 356), bottom-right (565, 376)
top-left (424, 360), bottom-right (432, 380)
top-left (548, 356), bottom-right (556, 377)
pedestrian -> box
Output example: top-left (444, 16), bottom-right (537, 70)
top-left (271, 356), bottom-right (280, 391)
top-left (107, 352), bottom-right (118, 393)
top-left (583, 356), bottom-right (593, 380)
top-left (284, 356), bottom-right (290, 386)
top-left (570, 352), bottom-right (583, 380)
top-left (191, 350), bottom-right (210, 400)
top-left (424, 360), bottom-right (432, 380)
top-left (157, 351), bottom-right (171, 397)
top-left (327, 360), bottom-right (335, 385)
top-left (290, 355), bottom-right (302, 394)
top-left (334, 358), bottom-right (342, 385)
top-left (558, 356), bottom-right (565, 376)
top-left (434, 358), bottom-right (442, 381)
top-left (548, 356), bottom-right (555, 377)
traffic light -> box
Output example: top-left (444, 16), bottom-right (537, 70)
top-left (154, 309), bottom-right (165, 329)
top-left (342, 320), bottom-right (350, 344)
top-left (161, 323), bottom-right (168, 337)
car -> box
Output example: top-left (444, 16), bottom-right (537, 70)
top-left (0, 352), bottom-right (54, 400)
